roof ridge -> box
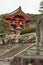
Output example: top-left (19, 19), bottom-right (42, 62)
top-left (3, 6), bottom-right (22, 16)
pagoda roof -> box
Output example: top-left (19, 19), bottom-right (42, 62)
top-left (4, 6), bottom-right (32, 21)
top-left (5, 6), bottom-right (21, 16)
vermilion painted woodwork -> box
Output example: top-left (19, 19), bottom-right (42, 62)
top-left (4, 7), bottom-right (32, 33)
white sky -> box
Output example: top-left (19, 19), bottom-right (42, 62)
top-left (0, 0), bottom-right (42, 15)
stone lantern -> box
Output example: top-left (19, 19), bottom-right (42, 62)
top-left (9, 27), bottom-right (15, 34)
top-left (15, 27), bottom-right (22, 34)
top-left (36, 15), bottom-right (43, 55)
top-left (15, 27), bottom-right (22, 43)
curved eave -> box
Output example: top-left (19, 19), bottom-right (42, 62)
top-left (4, 6), bottom-right (32, 22)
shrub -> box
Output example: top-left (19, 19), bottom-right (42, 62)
top-left (21, 27), bottom-right (36, 34)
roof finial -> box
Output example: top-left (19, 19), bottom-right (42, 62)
top-left (18, 6), bottom-right (21, 10)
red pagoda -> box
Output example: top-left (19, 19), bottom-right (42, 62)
top-left (3, 6), bottom-right (32, 33)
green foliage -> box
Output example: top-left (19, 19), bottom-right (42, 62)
top-left (39, 0), bottom-right (43, 14)
top-left (21, 27), bottom-right (36, 34)
top-left (0, 18), bottom-right (9, 24)
top-left (0, 18), bottom-right (10, 33)
top-left (27, 14), bottom-right (41, 25)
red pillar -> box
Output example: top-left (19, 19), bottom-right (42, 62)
top-left (22, 21), bottom-right (26, 28)
top-left (16, 19), bottom-right (19, 28)
top-left (16, 19), bottom-right (19, 34)
top-left (9, 22), bottom-right (11, 29)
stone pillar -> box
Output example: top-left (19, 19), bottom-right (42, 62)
top-left (40, 16), bottom-right (43, 46)
top-left (36, 21), bottom-right (40, 44)
top-left (36, 16), bottom-right (43, 52)
top-left (36, 21), bottom-right (40, 55)
top-left (36, 15), bottom-right (43, 55)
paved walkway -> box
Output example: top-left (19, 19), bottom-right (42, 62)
top-left (0, 33), bottom-right (36, 61)
top-left (0, 44), bottom-right (33, 60)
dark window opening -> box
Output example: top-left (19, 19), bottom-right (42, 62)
top-left (26, 20), bottom-right (30, 22)
top-left (19, 20), bottom-right (23, 21)
top-left (5, 18), bottom-right (11, 20)
top-left (11, 24), bottom-right (16, 29)
top-left (11, 21), bottom-right (16, 24)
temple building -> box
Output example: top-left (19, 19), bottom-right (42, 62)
top-left (3, 6), bottom-right (32, 33)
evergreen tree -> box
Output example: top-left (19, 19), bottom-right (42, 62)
top-left (0, 18), bottom-right (10, 33)
top-left (39, 0), bottom-right (43, 14)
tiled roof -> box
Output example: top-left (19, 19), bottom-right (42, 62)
top-left (4, 6), bottom-right (21, 16)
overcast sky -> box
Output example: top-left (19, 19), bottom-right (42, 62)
top-left (0, 0), bottom-right (42, 15)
